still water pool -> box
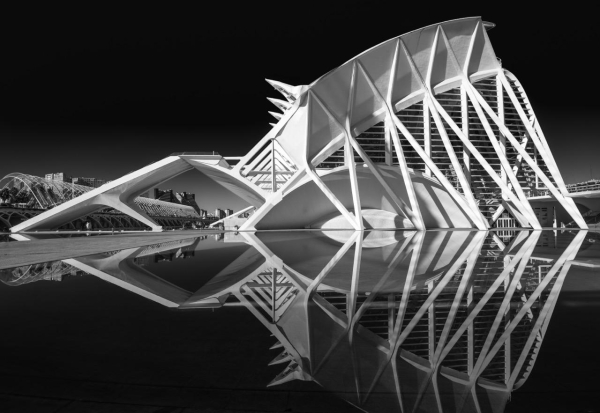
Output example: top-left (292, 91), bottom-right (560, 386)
top-left (1, 229), bottom-right (599, 413)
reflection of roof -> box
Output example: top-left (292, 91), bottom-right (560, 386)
top-left (6, 229), bottom-right (585, 413)
top-left (0, 260), bottom-right (80, 286)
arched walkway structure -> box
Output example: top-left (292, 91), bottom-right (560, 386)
top-left (2, 172), bottom-right (203, 231)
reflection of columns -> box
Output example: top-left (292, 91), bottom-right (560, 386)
top-left (271, 139), bottom-right (277, 193)
top-left (187, 228), bottom-right (586, 412)
top-left (271, 267), bottom-right (277, 321)
top-left (428, 281), bottom-right (435, 361)
top-left (347, 233), bottom-right (363, 330)
top-left (504, 255), bottom-right (511, 383)
top-left (63, 242), bottom-right (195, 307)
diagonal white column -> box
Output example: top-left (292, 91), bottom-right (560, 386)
top-left (499, 72), bottom-right (567, 192)
top-left (100, 197), bottom-right (162, 231)
top-left (387, 118), bottom-right (425, 229)
top-left (507, 259), bottom-right (574, 390)
top-left (472, 78), bottom-right (586, 228)
top-left (426, 96), bottom-right (489, 228)
top-left (412, 232), bottom-right (485, 412)
top-left (306, 231), bottom-right (360, 297)
top-left (368, 42), bottom-right (425, 230)
top-left (340, 67), bottom-right (364, 230)
top-left (488, 136), bottom-right (528, 225)
top-left (390, 233), bottom-right (483, 358)
top-left (386, 42), bottom-right (487, 229)
top-left (463, 82), bottom-right (539, 222)
top-left (478, 231), bottom-right (585, 370)
top-left (434, 26), bottom-right (539, 228)
top-left (350, 232), bottom-right (417, 328)
top-left (430, 94), bottom-right (539, 228)
top-left (437, 231), bottom-right (540, 363)
top-left (389, 113), bottom-right (486, 229)
top-left (311, 87), bottom-right (414, 227)
top-left (306, 167), bottom-right (361, 230)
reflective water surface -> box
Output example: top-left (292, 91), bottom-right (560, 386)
top-left (1, 229), bottom-right (600, 412)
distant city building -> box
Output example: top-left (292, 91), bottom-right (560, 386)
top-left (154, 188), bottom-right (201, 213)
top-left (199, 209), bottom-right (207, 218)
top-left (71, 177), bottom-right (108, 188)
top-left (45, 172), bottom-right (71, 182)
top-left (44, 173), bottom-right (110, 188)
top-left (154, 188), bottom-right (176, 203)
top-left (215, 208), bottom-right (225, 219)
top-left (226, 209), bottom-right (233, 217)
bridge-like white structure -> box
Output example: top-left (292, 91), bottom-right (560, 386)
top-left (1, 173), bottom-right (200, 230)
top-left (10, 17), bottom-right (586, 232)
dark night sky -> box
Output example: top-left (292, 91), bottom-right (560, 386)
top-left (1, 3), bottom-right (598, 211)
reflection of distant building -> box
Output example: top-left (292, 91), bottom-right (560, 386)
top-left (0, 260), bottom-right (86, 286)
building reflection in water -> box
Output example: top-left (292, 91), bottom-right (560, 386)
top-left (1, 229), bottom-right (589, 413)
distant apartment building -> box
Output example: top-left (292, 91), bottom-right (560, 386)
top-left (226, 209), bottom-right (233, 217)
top-left (45, 172), bottom-right (71, 182)
top-left (215, 208), bottom-right (226, 219)
top-left (199, 209), bottom-right (207, 218)
top-left (154, 188), bottom-right (176, 203)
top-left (71, 177), bottom-right (108, 188)
top-left (45, 173), bottom-right (109, 188)
top-left (153, 188), bottom-right (201, 213)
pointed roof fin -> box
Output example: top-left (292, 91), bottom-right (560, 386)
top-left (268, 350), bottom-right (292, 365)
top-left (269, 341), bottom-right (283, 350)
top-left (265, 79), bottom-right (302, 102)
top-left (267, 97), bottom-right (292, 112)
top-left (269, 111), bottom-right (283, 121)
top-left (267, 362), bottom-right (310, 387)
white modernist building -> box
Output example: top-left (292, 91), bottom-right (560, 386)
top-left (11, 17), bottom-right (586, 232)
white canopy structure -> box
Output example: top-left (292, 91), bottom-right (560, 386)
top-left (10, 17), bottom-right (585, 232)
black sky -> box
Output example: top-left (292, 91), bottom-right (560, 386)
top-left (1, 3), bottom-right (598, 207)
